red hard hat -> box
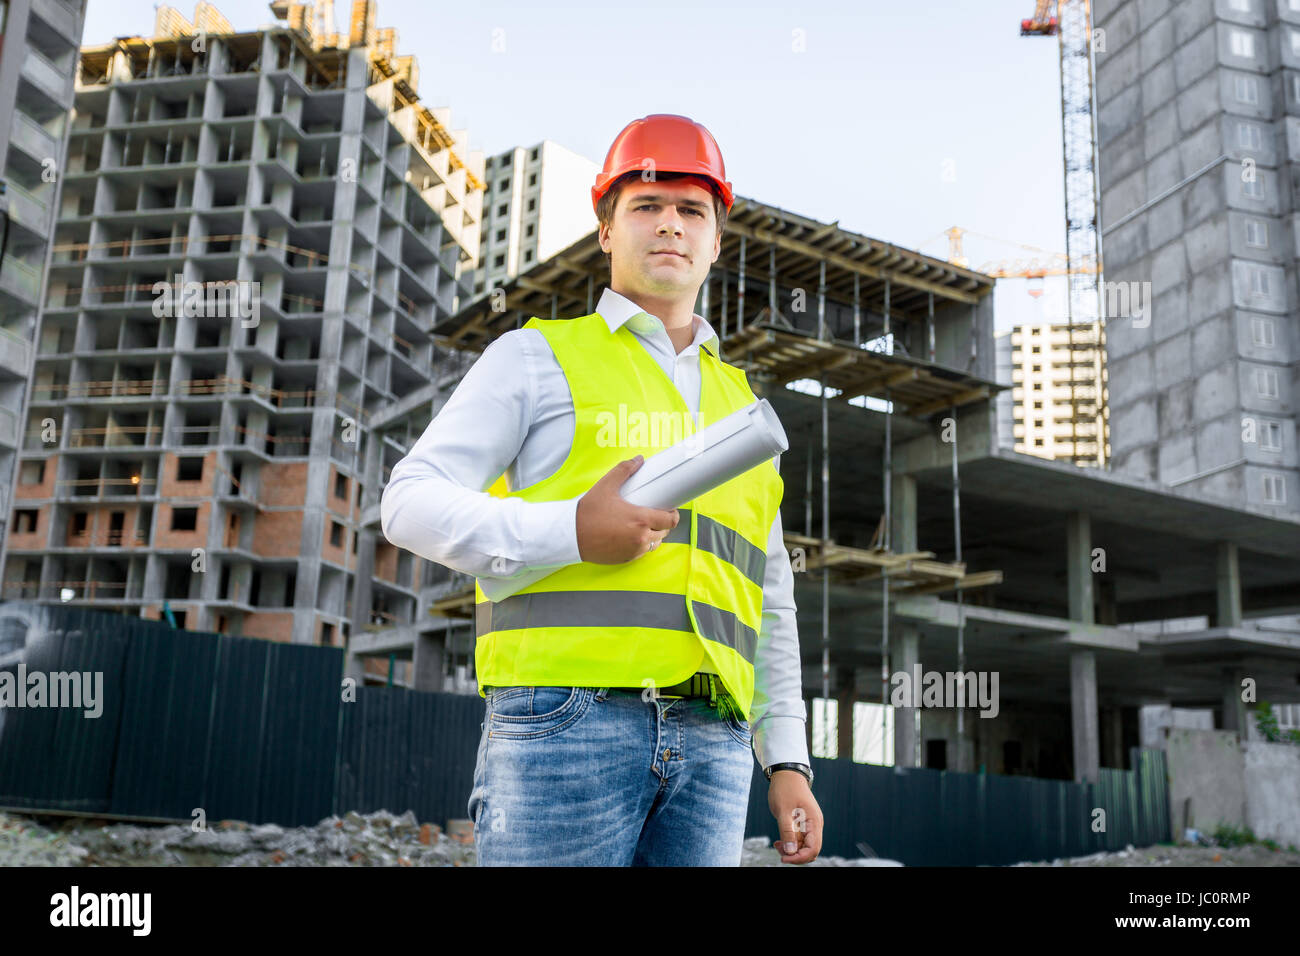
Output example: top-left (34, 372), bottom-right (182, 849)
top-left (592, 114), bottom-right (734, 214)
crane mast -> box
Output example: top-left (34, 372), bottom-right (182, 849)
top-left (1022, 0), bottom-right (1107, 467)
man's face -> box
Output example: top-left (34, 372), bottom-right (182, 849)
top-left (599, 177), bottom-right (722, 300)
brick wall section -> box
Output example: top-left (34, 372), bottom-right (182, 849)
top-left (252, 461), bottom-right (308, 557)
top-left (321, 464), bottom-right (357, 569)
top-left (327, 463), bottom-right (353, 519)
top-left (253, 509), bottom-right (305, 557)
top-left (9, 456), bottom-right (57, 553)
top-left (158, 450), bottom-right (216, 497)
top-left (141, 607), bottom-right (295, 644)
top-left (155, 501), bottom-right (212, 550)
top-left (373, 539), bottom-right (398, 583)
top-left (320, 514), bottom-right (350, 567)
top-left (363, 656), bottom-right (411, 683)
top-left (6, 506), bottom-right (47, 550)
top-left (261, 461), bottom-right (308, 507)
top-left (13, 455), bottom-right (57, 500)
top-left (370, 540), bottom-right (419, 589)
top-left (63, 504), bottom-right (148, 548)
top-left (240, 612), bottom-right (294, 642)
top-left (315, 615), bottom-right (344, 646)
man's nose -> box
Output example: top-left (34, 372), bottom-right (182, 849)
top-left (657, 217), bottom-right (684, 237)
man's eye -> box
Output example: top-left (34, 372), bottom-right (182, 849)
top-left (637, 204), bottom-right (701, 215)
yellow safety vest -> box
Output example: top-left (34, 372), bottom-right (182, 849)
top-left (473, 311), bottom-right (784, 720)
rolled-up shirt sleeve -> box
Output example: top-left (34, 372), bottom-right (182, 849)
top-left (749, 474), bottom-right (811, 771)
top-left (379, 330), bottom-right (583, 580)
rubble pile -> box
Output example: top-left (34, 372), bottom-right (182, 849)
top-left (0, 809), bottom-right (476, 867)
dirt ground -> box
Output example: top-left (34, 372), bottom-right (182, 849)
top-left (5, 810), bottom-right (1296, 866)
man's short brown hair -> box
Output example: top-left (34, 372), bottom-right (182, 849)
top-left (596, 170), bottom-right (728, 271)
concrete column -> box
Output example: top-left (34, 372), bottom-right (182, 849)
top-left (349, 532), bottom-right (375, 639)
top-left (412, 630), bottom-right (446, 693)
top-left (890, 472), bottom-right (917, 554)
top-left (343, 648), bottom-right (365, 687)
top-left (1216, 542), bottom-right (1242, 628)
top-left (1070, 649), bottom-right (1099, 783)
top-left (1221, 667), bottom-right (1248, 736)
top-left (836, 681), bottom-right (854, 760)
top-left (1139, 702), bottom-right (1173, 750)
top-left (952, 736), bottom-right (975, 775)
top-left (141, 553), bottom-right (164, 603)
top-left (350, 432), bottom-right (382, 637)
top-left (1066, 512), bottom-right (1094, 624)
top-left (893, 625), bottom-right (921, 767)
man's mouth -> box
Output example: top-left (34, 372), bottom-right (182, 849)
top-left (651, 250), bottom-right (687, 259)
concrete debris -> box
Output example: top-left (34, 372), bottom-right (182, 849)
top-left (1014, 842), bottom-right (1300, 867)
top-left (1, 811), bottom-right (899, 866)
top-left (0, 809), bottom-right (475, 867)
top-left (0, 812), bottom-right (92, 867)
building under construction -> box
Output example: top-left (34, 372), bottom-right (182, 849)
top-left (354, 198), bottom-right (1300, 781)
top-left (0, 1), bottom-right (485, 647)
top-left (0, 0), bottom-right (90, 579)
top-left (9, 0), bottom-right (1299, 781)
top-left (994, 320), bottom-right (1109, 464)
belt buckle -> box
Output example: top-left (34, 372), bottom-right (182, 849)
top-left (652, 685), bottom-right (686, 700)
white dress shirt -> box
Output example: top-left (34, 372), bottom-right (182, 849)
top-left (380, 286), bottom-right (810, 771)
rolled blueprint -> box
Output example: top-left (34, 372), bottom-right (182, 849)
top-left (478, 398), bottom-right (788, 603)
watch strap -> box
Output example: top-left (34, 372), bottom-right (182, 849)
top-left (765, 762), bottom-right (813, 784)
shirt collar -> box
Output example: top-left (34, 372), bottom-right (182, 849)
top-left (595, 287), bottom-right (721, 357)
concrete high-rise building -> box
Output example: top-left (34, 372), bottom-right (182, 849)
top-left (471, 140), bottom-right (599, 299)
top-left (1095, 0), bottom-right (1299, 512)
top-left (0, 0), bottom-right (89, 552)
top-left (0, 1), bottom-right (484, 643)
top-left (994, 321), bottom-right (1109, 463)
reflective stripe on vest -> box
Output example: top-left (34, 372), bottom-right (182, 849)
top-left (661, 508), bottom-right (766, 588)
top-left (476, 589), bottom-right (759, 664)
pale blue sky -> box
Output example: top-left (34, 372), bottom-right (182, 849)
top-left (84, 0), bottom-right (1075, 330)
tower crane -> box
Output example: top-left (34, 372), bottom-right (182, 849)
top-left (1020, 0), bottom-right (1108, 467)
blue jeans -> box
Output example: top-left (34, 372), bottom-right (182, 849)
top-left (467, 685), bottom-right (755, 866)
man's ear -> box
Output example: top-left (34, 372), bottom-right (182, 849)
top-left (598, 221), bottom-right (610, 254)
top-left (711, 229), bottom-right (721, 264)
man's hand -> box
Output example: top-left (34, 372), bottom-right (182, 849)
top-left (768, 771), bottom-right (823, 864)
top-left (576, 455), bottom-right (680, 564)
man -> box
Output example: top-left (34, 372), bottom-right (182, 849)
top-left (381, 114), bottom-right (822, 865)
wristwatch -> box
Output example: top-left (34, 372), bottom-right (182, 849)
top-left (764, 762), bottom-right (813, 785)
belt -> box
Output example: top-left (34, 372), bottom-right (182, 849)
top-left (485, 672), bottom-right (722, 701)
top-left (616, 671), bottom-right (719, 700)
